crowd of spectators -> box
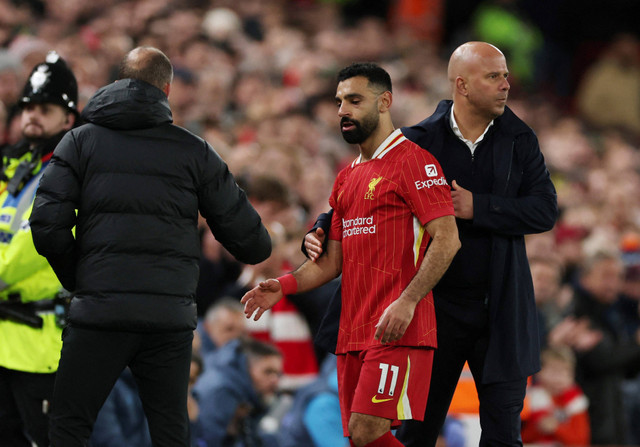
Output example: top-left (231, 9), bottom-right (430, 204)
top-left (2, 0), bottom-right (640, 445)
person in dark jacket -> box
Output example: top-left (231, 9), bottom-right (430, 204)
top-left (191, 337), bottom-right (283, 447)
top-left (303, 42), bottom-right (558, 446)
top-left (570, 251), bottom-right (640, 444)
top-left (29, 46), bottom-right (271, 447)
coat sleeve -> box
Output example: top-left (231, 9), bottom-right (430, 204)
top-left (197, 143), bottom-right (271, 265)
top-left (300, 210), bottom-right (333, 259)
top-left (472, 132), bottom-right (558, 235)
top-left (29, 132), bottom-right (80, 291)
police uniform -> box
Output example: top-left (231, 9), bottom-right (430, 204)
top-left (0, 52), bottom-right (78, 447)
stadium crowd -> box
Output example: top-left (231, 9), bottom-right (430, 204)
top-left (1, 0), bottom-right (640, 445)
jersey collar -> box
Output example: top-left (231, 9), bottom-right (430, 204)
top-left (352, 128), bottom-right (406, 167)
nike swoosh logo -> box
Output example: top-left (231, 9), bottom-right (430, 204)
top-left (371, 395), bottom-right (393, 404)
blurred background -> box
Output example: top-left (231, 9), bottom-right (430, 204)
top-left (2, 0), bottom-right (640, 446)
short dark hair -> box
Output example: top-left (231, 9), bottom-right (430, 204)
top-left (241, 337), bottom-right (281, 361)
top-left (118, 46), bottom-right (173, 90)
top-left (337, 62), bottom-right (392, 93)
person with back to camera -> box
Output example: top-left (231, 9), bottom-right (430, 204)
top-left (304, 42), bottom-right (558, 446)
top-left (29, 46), bottom-right (271, 447)
top-left (242, 62), bottom-right (460, 447)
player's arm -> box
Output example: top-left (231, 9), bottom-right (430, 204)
top-left (241, 239), bottom-right (342, 321)
top-left (375, 215), bottom-right (459, 343)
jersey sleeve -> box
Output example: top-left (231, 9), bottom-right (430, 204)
top-left (327, 170), bottom-right (346, 241)
top-left (400, 147), bottom-right (454, 225)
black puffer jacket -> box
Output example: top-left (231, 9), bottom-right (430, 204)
top-left (30, 79), bottom-right (271, 331)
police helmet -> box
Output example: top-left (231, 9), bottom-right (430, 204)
top-left (19, 51), bottom-right (78, 116)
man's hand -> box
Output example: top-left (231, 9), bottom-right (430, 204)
top-left (240, 279), bottom-right (284, 321)
top-left (451, 180), bottom-right (473, 219)
top-left (304, 228), bottom-right (326, 261)
top-left (374, 297), bottom-right (417, 344)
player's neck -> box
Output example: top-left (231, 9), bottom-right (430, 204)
top-left (452, 102), bottom-right (492, 143)
top-left (359, 120), bottom-right (395, 162)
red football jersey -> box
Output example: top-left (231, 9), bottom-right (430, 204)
top-left (329, 129), bottom-right (454, 353)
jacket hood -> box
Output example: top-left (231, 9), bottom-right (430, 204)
top-left (80, 79), bottom-right (172, 130)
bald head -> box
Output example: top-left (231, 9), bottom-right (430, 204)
top-left (118, 46), bottom-right (173, 91)
top-left (447, 41), bottom-right (510, 122)
top-left (448, 42), bottom-right (505, 86)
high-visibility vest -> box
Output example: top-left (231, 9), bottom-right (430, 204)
top-left (0, 152), bottom-right (63, 373)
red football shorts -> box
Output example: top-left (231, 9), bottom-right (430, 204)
top-left (336, 345), bottom-right (434, 436)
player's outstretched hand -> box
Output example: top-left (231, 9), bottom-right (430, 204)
top-left (374, 297), bottom-right (416, 344)
top-left (240, 279), bottom-right (284, 321)
top-left (304, 228), bottom-right (325, 261)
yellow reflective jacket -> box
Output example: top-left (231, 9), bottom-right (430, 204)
top-left (0, 149), bottom-right (62, 373)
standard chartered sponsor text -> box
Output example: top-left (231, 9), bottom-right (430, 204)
top-left (343, 215), bottom-right (376, 238)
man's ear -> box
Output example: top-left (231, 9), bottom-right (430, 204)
top-left (378, 90), bottom-right (392, 113)
top-left (64, 113), bottom-right (76, 130)
top-left (455, 76), bottom-right (468, 97)
top-left (163, 83), bottom-right (171, 97)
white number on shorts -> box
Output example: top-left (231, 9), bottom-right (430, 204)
top-left (377, 363), bottom-right (400, 396)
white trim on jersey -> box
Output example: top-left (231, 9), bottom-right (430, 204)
top-left (412, 216), bottom-right (426, 267)
top-left (352, 128), bottom-right (407, 166)
top-left (397, 355), bottom-right (413, 419)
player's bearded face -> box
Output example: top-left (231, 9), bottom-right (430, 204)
top-left (340, 107), bottom-right (379, 144)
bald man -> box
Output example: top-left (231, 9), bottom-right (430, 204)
top-left (303, 42), bottom-right (558, 445)
top-left (394, 41), bottom-right (558, 446)
top-left (30, 46), bottom-right (271, 447)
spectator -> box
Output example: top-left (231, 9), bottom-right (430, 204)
top-left (521, 346), bottom-right (590, 445)
top-left (576, 32), bottom-right (640, 139)
top-left (192, 337), bottom-right (283, 447)
top-left (570, 250), bottom-right (640, 444)
top-left (198, 297), bottom-right (248, 360)
top-left (278, 354), bottom-right (347, 447)
top-left (530, 256), bottom-right (568, 346)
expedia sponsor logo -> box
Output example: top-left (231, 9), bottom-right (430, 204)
top-left (415, 177), bottom-right (448, 190)
top-left (343, 215), bottom-right (376, 238)
top-left (425, 164), bottom-right (438, 177)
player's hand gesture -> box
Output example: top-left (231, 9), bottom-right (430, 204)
top-left (304, 228), bottom-right (326, 261)
top-left (240, 279), bottom-right (284, 321)
top-left (375, 297), bottom-right (416, 344)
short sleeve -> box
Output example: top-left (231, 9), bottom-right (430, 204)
top-left (400, 148), bottom-right (454, 225)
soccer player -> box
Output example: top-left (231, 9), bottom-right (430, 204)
top-left (241, 63), bottom-right (460, 447)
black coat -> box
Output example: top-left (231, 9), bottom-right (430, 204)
top-left (402, 100), bottom-right (558, 382)
top-left (30, 79), bottom-right (271, 332)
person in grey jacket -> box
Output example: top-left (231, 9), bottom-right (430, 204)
top-left (191, 338), bottom-right (282, 447)
top-left (29, 46), bottom-right (271, 447)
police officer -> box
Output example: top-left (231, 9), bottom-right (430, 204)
top-left (0, 51), bottom-right (77, 447)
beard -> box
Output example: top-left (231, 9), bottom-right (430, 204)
top-left (22, 122), bottom-right (49, 144)
top-left (340, 111), bottom-right (379, 145)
